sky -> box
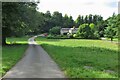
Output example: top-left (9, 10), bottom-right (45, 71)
top-left (37, 0), bottom-right (119, 20)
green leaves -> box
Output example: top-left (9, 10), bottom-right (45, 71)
top-left (104, 13), bottom-right (118, 41)
top-left (78, 23), bottom-right (97, 39)
top-left (2, 2), bottom-right (38, 37)
top-left (49, 26), bottom-right (61, 35)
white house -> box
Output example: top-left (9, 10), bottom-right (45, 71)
top-left (60, 28), bottom-right (78, 35)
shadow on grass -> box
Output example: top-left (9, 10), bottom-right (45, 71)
top-left (41, 44), bottom-right (118, 78)
top-left (3, 43), bottom-right (28, 46)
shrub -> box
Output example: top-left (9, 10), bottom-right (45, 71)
top-left (77, 23), bottom-right (100, 39)
top-left (73, 34), bottom-right (78, 38)
top-left (69, 34), bottom-right (74, 38)
top-left (47, 34), bottom-right (54, 39)
top-left (49, 26), bottom-right (61, 35)
top-left (78, 24), bottom-right (93, 39)
top-left (94, 31), bottom-right (100, 39)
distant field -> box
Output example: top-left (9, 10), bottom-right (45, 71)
top-left (36, 37), bottom-right (118, 78)
top-left (1, 37), bottom-right (29, 76)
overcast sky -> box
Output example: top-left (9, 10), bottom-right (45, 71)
top-left (37, 0), bottom-right (118, 20)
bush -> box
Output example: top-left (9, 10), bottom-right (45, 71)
top-left (69, 34), bottom-right (74, 38)
top-left (77, 23), bottom-right (100, 39)
top-left (73, 34), bottom-right (78, 38)
top-left (47, 34), bottom-right (54, 39)
top-left (49, 26), bottom-right (61, 35)
top-left (78, 24), bottom-right (93, 39)
top-left (94, 31), bottom-right (100, 39)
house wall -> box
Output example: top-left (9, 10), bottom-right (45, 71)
top-left (60, 28), bottom-right (78, 35)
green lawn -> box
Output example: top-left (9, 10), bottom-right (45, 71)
top-left (1, 37), bottom-right (29, 76)
top-left (36, 37), bottom-right (118, 78)
top-left (106, 38), bottom-right (118, 42)
top-left (6, 36), bottom-right (29, 44)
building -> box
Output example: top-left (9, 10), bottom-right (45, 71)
top-left (60, 28), bottom-right (78, 35)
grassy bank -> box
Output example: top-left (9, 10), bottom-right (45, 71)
top-left (1, 37), bottom-right (29, 76)
top-left (36, 37), bottom-right (118, 78)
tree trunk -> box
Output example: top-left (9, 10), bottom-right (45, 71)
top-left (2, 35), bottom-right (6, 45)
top-left (111, 37), bottom-right (113, 41)
top-left (2, 27), bottom-right (7, 45)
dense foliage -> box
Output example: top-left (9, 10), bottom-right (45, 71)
top-left (104, 13), bottom-right (119, 41)
top-left (49, 26), bottom-right (61, 35)
top-left (2, 2), bottom-right (38, 45)
top-left (2, 2), bottom-right (119, 45)
top-left (77, 23), bottom-right (97, 39)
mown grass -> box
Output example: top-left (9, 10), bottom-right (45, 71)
top-left (106, 38), bottom-right (118, 42)
top-left (6, 36), bottom-right (29, 44)
top-left (36, 37), bottom-right (118, 78)
top-left (1, 37), bottom-right (29, 76)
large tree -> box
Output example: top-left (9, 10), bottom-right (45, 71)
top-left (104, 13), bottom-right (118, 41)
top-left (75, 15), bottom-right (84, 27)
top-left (63, 14), bottom-right (75, 28)
top-left (77, 24), bottom-right (93, 39)
top-left (2, 2), bottom-right (38, 45)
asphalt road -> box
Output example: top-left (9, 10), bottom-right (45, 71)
top-left (3, 36), bottom-right (65, 78)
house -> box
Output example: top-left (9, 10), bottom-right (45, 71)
top-left (60, 28), bottom-right (78, 35)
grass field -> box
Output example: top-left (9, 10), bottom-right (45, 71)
top-left (1, 37), bottom-right (29, 76)
top-left (36, 37), bottom-right (118, 78)
top-left (6, 36), bottom-right (29, 44)
top-left (107, 38), bottom-right (118, 42)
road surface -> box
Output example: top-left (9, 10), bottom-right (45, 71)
top-left (3, 36), bottom-right (65, 78)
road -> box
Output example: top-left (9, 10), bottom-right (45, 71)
top-left (3, 36), bottom-right (65, 78)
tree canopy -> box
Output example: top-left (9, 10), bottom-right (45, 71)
top-left (2, 2), bottom-right (119, 45)
top-left (2, 2), bottom-right (38, 45)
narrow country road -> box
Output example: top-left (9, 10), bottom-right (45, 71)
top-left (3, 36), bottom-right (65, 78)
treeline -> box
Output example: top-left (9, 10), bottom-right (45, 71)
top-left (38, 11), bottom-right (118, 40)
top-left (2, 2), bottom-right (119, 45)
top-left (34, 11), bottom-right (104, 33)
top-left (75, 13), bottom-right (119, 40)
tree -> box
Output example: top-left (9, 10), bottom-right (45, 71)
top-left (69, 16), bottom-right (75, 27)
top-left (104, 26), bottom-right (115, 41)
top-left (76, 15), bottom-right (82, 27)
top-left (75, 15), bottom-right (84, 27)
top-left (88, 14), bottom-right (93, 24)
top-left (49, 26), bottom-right (61, 35)
top-left (63, 14), bottom-right (75, 28)
top-left (2, 2), bottom-right (38, 45)
top-left (40, 11), bottom-right (52, 33)
top-left (116, 14), bottom-right (120, 38)
top-left (89, 23), bottom-right (95, 30)
top-left (93, 15), bottom-right (98, 25)
top-left (77, 23), bottom-right (100, 39)
top-left (104, 13), bottom-right (118, 41)
top-left (51, 11), bottom-right (63, 27)
top-left (84, 15), bottom-right (88, 23)
top-left (96, 20), bottom-right (107, 37)
top-left (77, 24), bottom-right (93, 39)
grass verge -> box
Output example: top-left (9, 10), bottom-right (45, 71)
top-left (1, 37), bottom-right (29, 76)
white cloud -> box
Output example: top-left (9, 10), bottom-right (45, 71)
top-left (37, 0), bottom-right (118, 20)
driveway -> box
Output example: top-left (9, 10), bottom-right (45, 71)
top-left (3, 36), bottom-right (65, 78)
